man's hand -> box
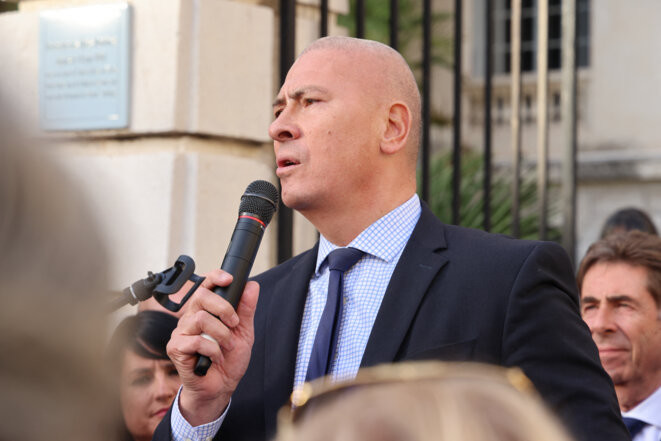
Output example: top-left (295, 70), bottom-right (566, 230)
top-left (166, 269), bottom-right (259, 426)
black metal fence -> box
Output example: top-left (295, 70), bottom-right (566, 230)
top-left (276, 0), bottom-right (580, 264)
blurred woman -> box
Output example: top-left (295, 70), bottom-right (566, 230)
top-left (107, 310), bottom-right (181, 441)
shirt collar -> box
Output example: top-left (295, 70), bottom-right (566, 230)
top-left (314, 194), bottom-right (421, 274)
top-left (622, 385), bottom-right (661, 428)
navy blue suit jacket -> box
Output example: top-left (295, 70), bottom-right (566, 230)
top-left (154, 203), bottom-right (628, 441)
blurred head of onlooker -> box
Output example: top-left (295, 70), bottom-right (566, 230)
top-left (0, 93), bottom-right (116, 440)
top-left (107, 310), bottom-right (181, 441)
top-left (600, 207), bottom-right (658, 238)
top-left (578, 231), bottom-right (661, 413)
top-left (276, 361), bottom-right (576, 441)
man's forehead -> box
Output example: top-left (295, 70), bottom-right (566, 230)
top-left (278, 54), bottom-right (366, 96)
top-left (299, 54), bottom-right (342, 74)
top-left (292, 47), bottom-right (374, 78)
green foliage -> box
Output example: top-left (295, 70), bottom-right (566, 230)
top-left (0, 3), bottom-right (18, 13)
top-left (337, 0), bottom-right (453, 69)
top-left (422, 150), bottom-right (560, 241)
top-left (338, 2), bottom-right (557, 242)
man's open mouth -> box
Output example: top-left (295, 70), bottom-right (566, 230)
top-left (278, 158), bottom-right (300, 168)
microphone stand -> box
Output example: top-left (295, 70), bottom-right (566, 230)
top-left (110, 255), bottom-right (205, 312)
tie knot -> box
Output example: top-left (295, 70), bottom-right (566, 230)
top-left (327, 247), bottom-right (365, 273)
top-left (622, 417), bottom-right (647, 438)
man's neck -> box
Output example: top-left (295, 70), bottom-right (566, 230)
top-left (306, 192), bottom-right (416, 247)
top-left (617, 377), bottom-right (661, 412)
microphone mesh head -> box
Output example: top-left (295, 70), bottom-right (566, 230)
top-left (239, 180), bottom-right (279, 225)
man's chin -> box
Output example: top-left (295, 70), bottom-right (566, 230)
top-left (598, 353), bottom-right (629, 379)
top-left (603, 365), bottom-right (629, 385)
top-left (281, 191), bottom-right (311, 213)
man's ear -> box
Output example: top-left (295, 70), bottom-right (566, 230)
top-left (380, 102), bottom-right (411, 155)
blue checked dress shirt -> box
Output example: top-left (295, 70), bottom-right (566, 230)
top-left (293, 194), bottom-right (421, 389)
top-left (171, 194), bottom-right (421, 441)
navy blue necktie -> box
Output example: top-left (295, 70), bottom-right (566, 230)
top-left (622, 417), bottom-right (647, 439)
top-left (305, 247), bottom-right (365, 382)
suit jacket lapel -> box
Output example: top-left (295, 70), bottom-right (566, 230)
top-left (361, 204), bottom-right (449, 367)
top-left (263, 244), bottom-right (318, 425)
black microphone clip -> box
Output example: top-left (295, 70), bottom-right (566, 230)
top-left (111, 255), bottom-right (205, 312)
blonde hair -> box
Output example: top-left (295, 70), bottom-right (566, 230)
top-left (277, 362), bottom-right (575, 441)
top-left (0, 100), bottom-right (116, 441)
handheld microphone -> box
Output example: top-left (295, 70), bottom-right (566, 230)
top-left (194, 180), bottom-right (279, 376)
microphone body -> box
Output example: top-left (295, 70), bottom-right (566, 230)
top-left (213, 215), bottom-right (266, 308)
top-left (194, 180), bottom-right (279, 376)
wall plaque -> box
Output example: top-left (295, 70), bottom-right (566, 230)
top-left (39, 3), bottom-right (131, 131)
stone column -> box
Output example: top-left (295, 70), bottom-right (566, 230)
top-left (0, 0), bottom-right (277, 296)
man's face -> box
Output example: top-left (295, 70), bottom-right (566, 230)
top-left (580, 261), bottom-right (661, 395)
top-left (269, 48), bottom-right (385, 216)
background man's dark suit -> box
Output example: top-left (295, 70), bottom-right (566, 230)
top-left (154, 203), bottom-right (628, 441)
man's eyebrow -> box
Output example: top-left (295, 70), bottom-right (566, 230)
top-left (580, 294), bottom-right (638, 305)
top-left (605, 294), bottom-right (637, 304)
top-left (272, 96), bottom-right (285, 108)
top-left (580, 295), bottom-right (599, 304)
top-left (272, 86), bottom-right (330, 108)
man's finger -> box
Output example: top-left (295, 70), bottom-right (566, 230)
top-left (176, 308), bottom-right (235, 351)
top-left (200, 269), bottom-right (233, 290)
top-left (186, 287), bottom-right (240, 328)
top-left (167, 333), bottom-right (224, 367)
top-left (234, 281), bottom-right (259, 335)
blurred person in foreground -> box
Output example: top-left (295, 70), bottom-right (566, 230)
top-left (276, 361), bottom-right (576, 441)
top-left (600, 207), bottom-right (658, 238)
top-left (0, 96), bottom-right (116, 440)
top-left (107, 310), bottom-right (181, 441)
top-left (578, 231), bottom-right (661, 440)
top-left (154, 36), bottom-right (628, 441)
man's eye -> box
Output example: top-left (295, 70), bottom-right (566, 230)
top-left (304, 98), bottom-right (318, 106)
top-left (581, 304), bottom-right (595, 313)
top-left (274, 109), bottom-right (282, 118)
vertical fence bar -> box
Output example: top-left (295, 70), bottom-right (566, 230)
top-left (510, 0), bottom-right (522, 238)
top-left (537, 0), bottom-right (549, 240)
top-left (277, 0), bottom-right (295, 263)
top-left (390, 0), bottom-right (399, 50)
top-left (452, 0), bottom-right (462, 225)
top-left (320, 0), bottom-right (328, 37)
top-left (561, 0), bottom-right (578, 263)
top-left (421, 0), bottom-right (431, 203)
top-left (356, 0), bottom-right (365, 38)
top-left (483, 0), bottom-right (493, 232)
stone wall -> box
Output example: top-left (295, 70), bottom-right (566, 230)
top-left (0, 0), bottom-right (281, 305)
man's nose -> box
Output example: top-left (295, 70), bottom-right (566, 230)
top-left (268, 109), bottom-right (300, 142)
top-left (587, 307), bottom-right (616, 335)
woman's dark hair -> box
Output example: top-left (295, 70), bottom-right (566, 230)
top-left (107, 310), bottom-right (179, 440)
top-left (600, 207), bottom-right (658, 238)
top-left (107, 310), bottom-right (179, 368)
